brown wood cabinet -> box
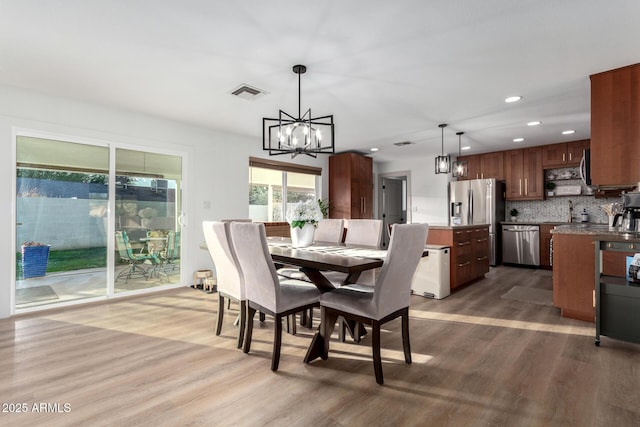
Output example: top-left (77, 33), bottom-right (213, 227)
top-left (504, 147), bottom-right (544, 200)
top-left (328, 152), bottom-right (373, 219)
top-left (427, 226), bottom-right (489, 290)
top-left (542, 140), bottom-right (590, 168)
top-left (590, 63), bottom-right (640, 186)
top-left (553, 231), bottom-right (635, 322)
top-left (539, 224), bottom-right (555, 269)
top-left (457, 152), bottom-right (504, 181)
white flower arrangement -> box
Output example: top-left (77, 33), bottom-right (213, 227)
top-left (286, 199), bottom-right (323, 229)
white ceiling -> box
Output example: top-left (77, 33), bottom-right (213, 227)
top-left (1, 0), bottom-right (639, 162)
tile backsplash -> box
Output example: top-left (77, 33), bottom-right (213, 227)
top-left (505, 166), bottom-right (621, 224)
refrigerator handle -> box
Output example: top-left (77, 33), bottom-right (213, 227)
top-left (468, 189), bottom-right (473, 224)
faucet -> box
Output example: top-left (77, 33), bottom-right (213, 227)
top-left (568, 200), bottom-right (573, 223)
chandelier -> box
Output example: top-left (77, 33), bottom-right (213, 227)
top-left (262, 65), bottom-right (335, 158)
top-left (452, 131), bottom-right (468, 178)
top-left (434, 123), bottom-right (451, 174)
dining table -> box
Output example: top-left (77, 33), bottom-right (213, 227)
top-left (267, 237), bottom-right (389, 362)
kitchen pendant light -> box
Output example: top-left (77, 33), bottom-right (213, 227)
top-left (452, 131), bottom-right (468, 178)
top-left (435, 123), bottom-right (451, 174)
top-left (262, 65), bottom-right (335, 158)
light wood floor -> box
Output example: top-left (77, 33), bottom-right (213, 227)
top-left (1, 266), bottom-right (639, 426)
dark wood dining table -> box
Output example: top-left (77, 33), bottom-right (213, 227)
top-left (267, 238), bottom-right (388, 362)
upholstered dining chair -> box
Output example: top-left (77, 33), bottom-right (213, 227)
top-left (229, 222), bottom-right (321, 371)
top-left (202, 221), bottom-right (246, 348)
top-left (314, 218), bottom-right (345, 243)
top-left (317, 223), bottom-right (428, 385)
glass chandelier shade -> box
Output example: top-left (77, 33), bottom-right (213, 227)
top-left (452, 131), bottom-right (468, 178)
top-left (435, 123), bottom-right (451, 174)
top-left (262, 65), bottom-right (335, 158)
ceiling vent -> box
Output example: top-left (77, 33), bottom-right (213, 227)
top-left (393, 141), bottom-right (414, 147)
top-left (230, 84), bottom-right (268, 100)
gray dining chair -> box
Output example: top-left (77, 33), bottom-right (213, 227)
top-left (314, 218), bottom-right (345, 243)
top-left (317, 223), bottom-right (428, 385)
top-left (202, 221), bottom-right (246, 348)
top-left (229, 222), bottom-right (321, 371)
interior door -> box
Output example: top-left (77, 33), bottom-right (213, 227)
top-left (381, 177), bottom-right (404, 247)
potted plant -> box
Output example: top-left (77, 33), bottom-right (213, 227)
top-left (545, 181), bottom-right (556, 197)
top-left (510, 208), bottom-right (519, 222)
top-left (286, 199), bottom-right (323, 247)
top-left (21, 241), bottom-right (51, 278)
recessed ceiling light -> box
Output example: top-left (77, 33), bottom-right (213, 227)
top-left (370, 148), bottom-right (379, 152)
top-left (461, 146), bottom-right (471, 151)
top-left (513, 138), bottom-right (524, 142)
top-left (527, 121), bottom-right (541, 126)
top-left (562, 130), bottom-right (575, 135)
top-left (505, 96), bottom-right (522, 103)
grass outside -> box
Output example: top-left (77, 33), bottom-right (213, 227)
top-left (17, 247), bottom-right (108, 276)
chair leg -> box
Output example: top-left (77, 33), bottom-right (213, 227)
top-left (243, 305), bottom-right (257, 354)
top-left (237, 300), bottom-right (246, 349)
top-left (286, 314), bottom-right (297, 335)
top-left (401, 308), bottom-right (412, 364)
top-left (272, 315), bottom-right (283, 371)
top-left (216, 295), bottom-right (225, 336)
top-left (372, 321), bottom-right (384, 385)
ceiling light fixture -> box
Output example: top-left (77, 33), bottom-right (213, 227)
top-left (513, 137), bottom-right (525, 142)
top-left (461, 146), bottom-right (471, 151)
top-left (527, 121), bottom-right (541, 126)
top-left (370, 148), bottom-right (379, 152)
top-left (262, 65), bottom-right (335, 158)
top-left (435, 123), bottom-right (451, 174)
top-left (505, 96), bottom-right (522, 103)
top-left (452, 131), bottom-right (468, 178)
top-left (562, 130), bottom-right (575, 135)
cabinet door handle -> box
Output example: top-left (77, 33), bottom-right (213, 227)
top-left (525, 178), bottom-right (528, 195)
top-left (481, 172), bottom-right (484, 179)
top-left (562, 153), bottom-right (566, 162)
top-left (477, 256), bottom-right (488, 261)
top-left (476, 238), bottom-right (488, 243)
top-left (458, 241), bottom-right (471, 246)
top-left (458, 261), bottom-right (471, 267)
top-left (569, 152), bottom-right (572, 162)
top-left (519, 179), bottom-right (522, 196)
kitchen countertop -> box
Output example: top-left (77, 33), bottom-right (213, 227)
top-left (429, 223), bottom-right (490, 230)
top-left (551, 223), bottom-right (640, 242)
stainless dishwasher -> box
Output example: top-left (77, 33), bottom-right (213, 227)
top-left (501, 224), bottom-right (540, 266)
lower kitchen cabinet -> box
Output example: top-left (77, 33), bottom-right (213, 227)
top-left (552, 232), bottom-right (634, 322)
top-left (428, 225), bottom-right (490, 290)
top-left (540, 224), bottom-right (555, 269)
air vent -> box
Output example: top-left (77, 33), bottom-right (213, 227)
top-left (230, 84), bottom-right (268, 100)
top-left (393, 141), bottom-right (414, 147)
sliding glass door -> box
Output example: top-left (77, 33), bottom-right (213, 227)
top-left (15, 134), bottom-right (183, 310)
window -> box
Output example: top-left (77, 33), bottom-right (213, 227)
top-left (249, 157), bottom-right (321, 222)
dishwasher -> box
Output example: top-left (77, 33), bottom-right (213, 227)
top-left (501, 224), bottom-right (540, 266)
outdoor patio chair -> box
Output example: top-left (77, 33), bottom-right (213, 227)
top-left (115, 230), bottom-right (158, 283)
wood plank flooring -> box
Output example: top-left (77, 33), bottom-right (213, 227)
top-left (1, 266), bottom-right (639, 426)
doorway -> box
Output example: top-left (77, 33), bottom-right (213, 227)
top-left (378, 171), bottom-right (411, 248)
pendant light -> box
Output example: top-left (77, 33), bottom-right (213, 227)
top-left (262, 64), bottom-right (335, 158)
top-left (435, 123), bottom-right (451, 174)
top-left (452, 131), bottom-right (468, 178)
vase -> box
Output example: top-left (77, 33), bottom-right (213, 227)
top-left (290, 223), bottom-right (315, 248)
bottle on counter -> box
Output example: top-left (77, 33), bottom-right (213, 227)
top-left (581, 209), bottom-right (589, 223)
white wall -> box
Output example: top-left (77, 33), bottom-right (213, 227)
top-left (376, 157), bottom-right (452, 226)
top-left (0, 84), bottom-right (327, 318)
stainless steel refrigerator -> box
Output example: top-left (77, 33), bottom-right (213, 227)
top-left (449, 179), bottom-right (505, 266)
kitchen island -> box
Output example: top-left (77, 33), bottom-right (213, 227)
top-left (427, 224), bottom-right (490, 291)
top-left (551, 224), bottom-right (640, 322)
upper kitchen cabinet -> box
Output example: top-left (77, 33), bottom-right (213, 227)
top-left (541, 140), bottom-right (590, 168)
top-left (504, 147), bottom-right (544, 200)
top-left (591, 63), bottom-right (640, 186)
top-left (328, 152), bottom-right (373, 219)
top-left (457, 151), bottom-right (504, 181)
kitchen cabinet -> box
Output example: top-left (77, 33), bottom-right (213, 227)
top-left (328, 152), bottom-right (373, 219)
top-left (456, 152), bottom-right (504, 181)
top-left (427, 225), bottom-right (489, 290)
top-left (504, 147), bottom-right (544, 200)
top-left (539, 224), bottom-right (555, 269)
top-left (590, 63), bottom-right (640, 186)
top-left (542, 140), bottom-right (590, 168)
